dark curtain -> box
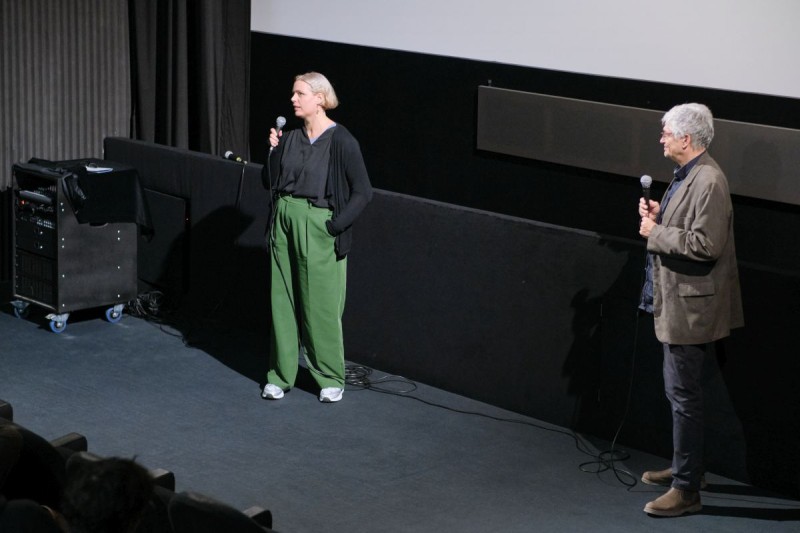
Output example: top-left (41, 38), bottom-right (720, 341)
top-left (2, 0), bottom-right (130, 290)
top-left (128, 0), bottom-right (251, 159)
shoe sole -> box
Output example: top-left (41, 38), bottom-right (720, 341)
top-left (261, 387), bottom-right (284, 400)
top-left (644, 502), bottom-right (702, 517)
top-left (262, 393), bottom-right (284, 400)
top-left (641, 475), bottom-right (708, 490)
top-left (319, 392), bottom-right (343, 403)
top-left (641, 476), bottom-right (670, 487)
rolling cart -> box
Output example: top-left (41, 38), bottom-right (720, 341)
top-left (10, 161), bottom-right (139, 333)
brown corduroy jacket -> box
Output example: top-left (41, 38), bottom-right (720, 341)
top-left (648, 152), bottom-right (744, 344)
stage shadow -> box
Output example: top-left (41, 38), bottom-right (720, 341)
top-left (700, 505), bottom-right (800, 521)
top-left (694, 483), bottom-right (800, 521)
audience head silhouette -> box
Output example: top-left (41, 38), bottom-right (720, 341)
top-left (61, 456), bottom-right (154, 533)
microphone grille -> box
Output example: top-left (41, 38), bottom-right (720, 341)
top-left (276, 116), bottom-right (287, 129)
top-left (224, 150), bottom-right (233, 158)
top-left (640, 174), bottom-right (653, 187)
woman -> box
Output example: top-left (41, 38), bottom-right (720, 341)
top-left (261, 72), bottom-right (372, 403)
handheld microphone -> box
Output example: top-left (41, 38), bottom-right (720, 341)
top-left (269, 116), bottom-right (287, 154)
top-left (224, 151), bottom-right (246, 164)
top-left (640, 175), bottom-right (652, 206)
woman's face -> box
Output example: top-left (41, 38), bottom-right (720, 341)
top-left (291, 80), bottom-right (322, 119)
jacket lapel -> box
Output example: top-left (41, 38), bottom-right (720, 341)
top-left (661, 152), bottom-right (708, 226)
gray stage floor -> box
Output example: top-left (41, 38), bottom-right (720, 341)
top-left (1, 308), bottom-right (798, 532)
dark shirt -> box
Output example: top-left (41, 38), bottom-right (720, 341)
top-left (278, 125), bottom-right (336, 208)
top-left (265, 124), bottom-right (373, 259)
top-left (639, 152), bottom-right (704, 313)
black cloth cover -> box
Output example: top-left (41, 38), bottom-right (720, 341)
top-left (23, 158), bottom-right (154, 238)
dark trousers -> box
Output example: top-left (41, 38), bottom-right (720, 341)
top-left (663, 343), bottom-right (706, 491)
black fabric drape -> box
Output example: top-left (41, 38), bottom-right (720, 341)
top-left (128, 0), bottom-right (250, 159)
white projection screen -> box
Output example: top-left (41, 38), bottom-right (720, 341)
top-left (252, 0), bottom-right (800, 205)
top-left (251, 0), bottom-right (800, 100)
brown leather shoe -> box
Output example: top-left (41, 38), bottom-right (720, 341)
top-left (641, 467), bottom-right (672, 486)
top-left (644, 487), bottom-right (702, 517)
top-left (641, 468), bottom-right (707, 489)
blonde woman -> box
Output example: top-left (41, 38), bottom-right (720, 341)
top-left (261, 72), bottom-right (373, 403)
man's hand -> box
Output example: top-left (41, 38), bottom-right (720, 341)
top-left (640, 216), bottom-right (657, 238)
top-left (639, 197), bottom-right (660, 220)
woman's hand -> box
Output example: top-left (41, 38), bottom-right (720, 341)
top-left (269, 128), bottom-right (282, 149)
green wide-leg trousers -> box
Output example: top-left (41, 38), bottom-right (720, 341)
top-left (267, 195), bottom-right (347, 390)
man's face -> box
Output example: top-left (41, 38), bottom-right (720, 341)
top-left (660, 127), bottom-right (686, 164)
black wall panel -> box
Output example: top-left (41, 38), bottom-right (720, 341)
top-left (138, 189), bottom-right (189, 294)
top-left (103, 138), bottom-right (271, 322)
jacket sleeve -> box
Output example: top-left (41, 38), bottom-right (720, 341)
top-left (327, 133), bottom-right (373, 235)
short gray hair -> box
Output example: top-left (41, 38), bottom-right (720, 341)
top-left (662, 103), bottom-right (715, 149)
top-left (295, 71), bottom-right (339, 110)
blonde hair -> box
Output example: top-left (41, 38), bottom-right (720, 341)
top-left (295, 71), bottom-right (339, 110)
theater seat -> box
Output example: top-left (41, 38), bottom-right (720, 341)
top-left (49, 432), bottom-right (88, 454)
top-left (0, 420), bottom-right (68, 509)
top-left (168, 491), bottom-right (274, 532)
top-left (0, 425), bottom-right (23, 490)
top-left (0, 400), bottom-right (12, 422)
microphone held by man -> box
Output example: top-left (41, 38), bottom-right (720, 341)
top-left (639, 174), bottom-right (659, 236)
top-left (640, 174), bottom-right (652, 204)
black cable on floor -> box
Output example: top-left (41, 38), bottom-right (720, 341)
top-left (125, 290), bottom-right (185, 340)
top-left (573, 315), bottom-right (642, 488)
top-left (574, 247), bottom-right (657, 490)
top-left (344, 363), bottom-right (615, 471)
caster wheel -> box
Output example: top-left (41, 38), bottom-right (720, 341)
top-left (13, 306), bottom-right (29, 319)
top-left (50, 320), bottom-right (67, 333)
top-left (105, 307), bottom-right (123, 323)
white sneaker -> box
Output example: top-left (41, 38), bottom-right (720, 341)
top-left (261, 383), bottom-right (284, 400)
top-left (319, 387), bottom-right (343, 403)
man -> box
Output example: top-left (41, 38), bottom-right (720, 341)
top-left (637, 103), bottom-right (744, 517)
